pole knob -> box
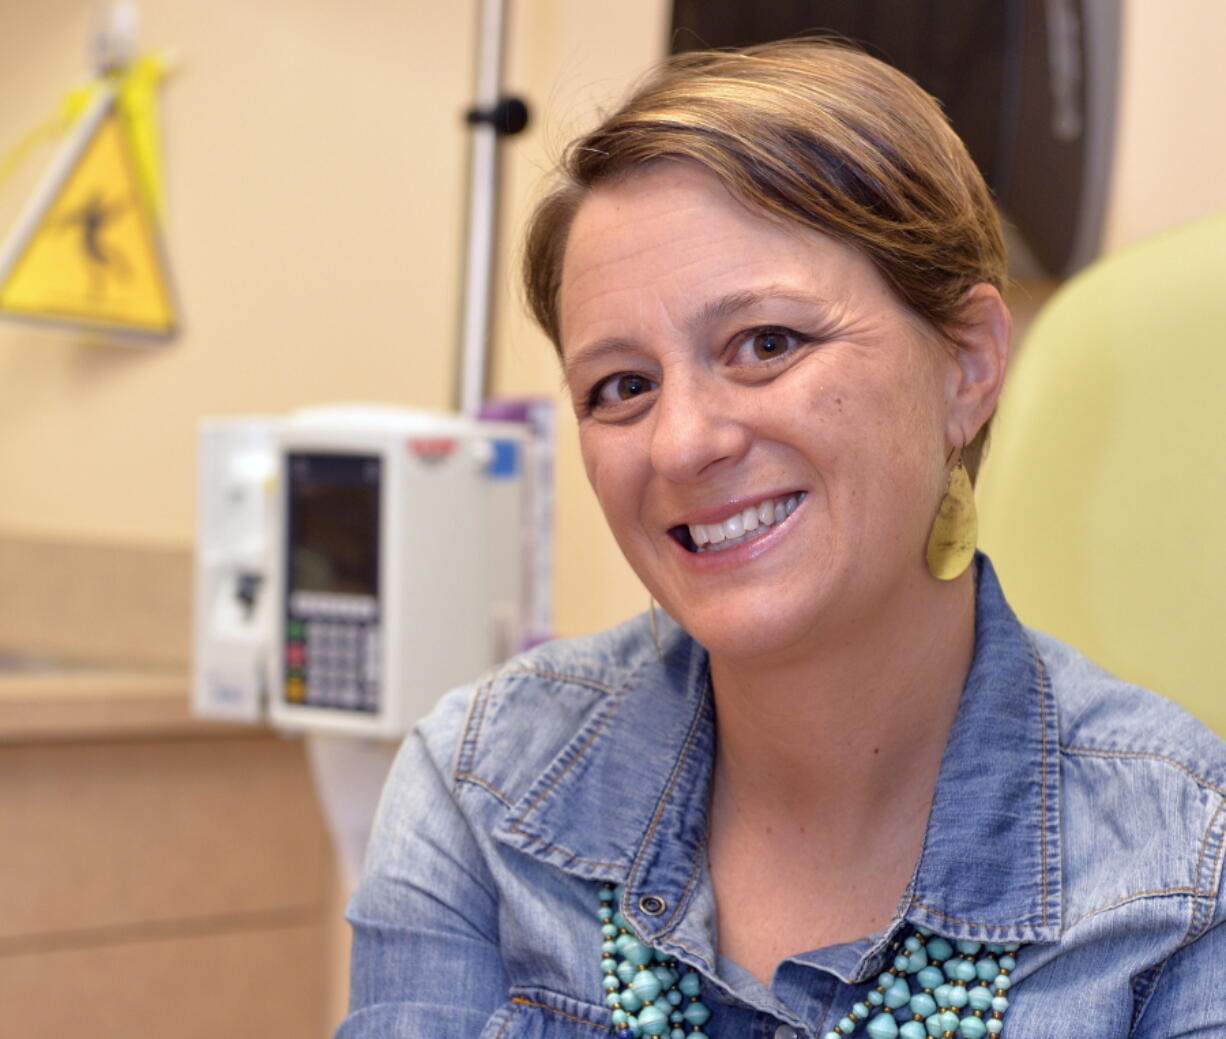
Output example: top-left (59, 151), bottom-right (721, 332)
top-left (465, 96), bottom-right (530, 136)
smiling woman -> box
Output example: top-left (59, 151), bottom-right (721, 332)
top-left (339, 39), bottom-right (1226, 1039)
top-left (556, 162), bottom-right (977, 669)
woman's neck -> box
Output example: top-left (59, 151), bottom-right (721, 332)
top-left (707, 566), bottom-right (976, 835)
top-left (704, 568), bottom-right (978, 979)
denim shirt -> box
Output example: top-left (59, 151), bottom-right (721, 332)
top-left (340, 558), bottom-right (1226, 1038)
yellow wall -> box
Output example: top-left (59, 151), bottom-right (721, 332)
top-left (0, 0), bottom-right (1223, 640)
top-left (0, 0), bottom-right (669, 638)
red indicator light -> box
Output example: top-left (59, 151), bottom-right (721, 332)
top-left (408, 438), bottom-right (457, 465)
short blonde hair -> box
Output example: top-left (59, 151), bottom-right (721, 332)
top-left (523, 38), bottom-right (1007, 477)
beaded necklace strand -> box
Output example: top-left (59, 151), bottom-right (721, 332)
top-left (598, 884), bottom-right (1019, 1039)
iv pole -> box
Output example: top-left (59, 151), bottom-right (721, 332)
top-left (457, 0), bottom-right (528, 416)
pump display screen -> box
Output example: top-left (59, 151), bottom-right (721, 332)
top-left (283, 452), bottom-right (381, 713)
top-left (288, 453), bottom-right (379, 595)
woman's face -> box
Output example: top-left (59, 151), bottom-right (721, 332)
top-left (558, 162), bottom-right (967, 663)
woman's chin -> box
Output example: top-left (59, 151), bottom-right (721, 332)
top-left (664, 594), bottom-right (822, 668)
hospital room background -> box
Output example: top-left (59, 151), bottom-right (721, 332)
top-left (1, 1), bottom-right (1223, 1035)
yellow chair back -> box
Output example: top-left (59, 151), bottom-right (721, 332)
top-left (979, 211), bottom-right (1226, 736)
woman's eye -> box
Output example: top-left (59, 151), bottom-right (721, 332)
top-left (731, 327), bottom-right (810, 365)
top-left (752, 330), bottom-right (790, 359)
top-left (591, 373), bottom-right (656, 409)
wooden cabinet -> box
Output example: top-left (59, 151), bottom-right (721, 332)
top-left (0, 673), bottom-right (347, 1038)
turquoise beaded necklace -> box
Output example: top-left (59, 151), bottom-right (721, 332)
top-left (598, 884), bottom-right (1019, 1039)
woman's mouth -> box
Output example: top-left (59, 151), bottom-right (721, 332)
top-left (670, 492), bottom-right (805, 553)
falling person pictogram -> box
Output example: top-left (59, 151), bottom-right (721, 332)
top-left (57, 190), bottom-right (131, 296)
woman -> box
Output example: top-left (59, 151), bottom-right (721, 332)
top-left (340, 41), bottom-right (1226, 1038)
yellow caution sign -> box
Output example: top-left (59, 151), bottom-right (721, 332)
top-left (0, 85), bottom-right (176, 338)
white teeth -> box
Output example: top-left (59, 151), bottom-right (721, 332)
top-left (687, 493), bottom-right (803, 552)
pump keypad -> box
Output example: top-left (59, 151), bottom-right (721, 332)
top-left (285, 592), bottom-right (379, 712)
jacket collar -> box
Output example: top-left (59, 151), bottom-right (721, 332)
top-left (493, 555), bottom-right (1062, 959)
top-left (905, 556), bottom-right (1063, 944)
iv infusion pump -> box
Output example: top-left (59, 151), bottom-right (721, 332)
top-left (194, 405), bottom-right (533, 740)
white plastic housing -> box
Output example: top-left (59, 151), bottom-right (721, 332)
top-left (267, 405), bottom-right (527, 739)
top-left (193, 418), bottom-right (278, 722)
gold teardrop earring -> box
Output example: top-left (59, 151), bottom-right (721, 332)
top-left (925, 450), bottom-right (978, 581)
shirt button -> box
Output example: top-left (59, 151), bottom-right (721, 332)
top-left (774, 1025), bottom-right (797, 1039)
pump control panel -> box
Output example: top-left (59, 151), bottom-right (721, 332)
top-left (282, 452), bottom-right (382, 713)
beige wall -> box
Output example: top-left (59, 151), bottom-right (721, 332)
top-left (0, 0), bottom-right (476, 543)
top-left (1101, 0), bottom-right (1226, 252)
top-left (497, 0), bottom-right (672, 634)
top-left (0, 0), bottom-right (669, 638)
top-left (0, 0), bottom-right (1223, 639)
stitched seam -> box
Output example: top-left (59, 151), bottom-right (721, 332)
top-left (465, 673), bottom-right (497, 756)
top-left (454, 665), bottom-right (618, 795)
top-left (509, 996), bottom-right (611, 1031)
top-left (628, 663), bottom-right (712, 933)
top-left (630, 694), bottom-right (704, 861)
top-left (1065, 887), bottom-right (1215, 930)
top-left (663, 860), bottom-right (703, 940)
top-left (1034, 643), bottom-right (1052, 927)
top-left (502, 686), bottom-right (640, 865)
top-left (1062, 747), bottom-right (1226, 943)
top-left (1195, 799), bottom-right (1226, 887)
top-left (454, 672), bottom-right (497, 788)
top-left (456, 661), bottom-right (631, 849)
top-left (491, 1002), bottom-right (519, 1039)
top-left (1059, 745), bottom-right (1226, 797)
top-left (502, 666), bottom-right (619, 694)
top-left (910, 899), bottom-right (1043, 931)
top-left (1184, 797), bottom-right (1226, 944)
top-left (493, 842), bottom-right (625, 871)
top-left (454, 770), bottom-right (514, 807)
top-left (508, 660), bottom-right (645, 830)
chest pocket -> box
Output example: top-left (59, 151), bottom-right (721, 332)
top-left (479, 990), bottom-right (612, 1038)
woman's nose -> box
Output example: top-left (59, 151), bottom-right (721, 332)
top-left (649, 373), bottom-right (750, 483)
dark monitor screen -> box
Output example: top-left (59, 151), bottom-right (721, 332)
top-left (286, 453), bottom-right (381, 598)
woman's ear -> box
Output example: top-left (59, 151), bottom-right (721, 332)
top-left (943, 283), bottom-right (1012, 447)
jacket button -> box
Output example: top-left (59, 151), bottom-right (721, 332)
top-left (774, 1026), bottom-right (797, 1039)
top-left (638, 894), bottom-right (666, 916)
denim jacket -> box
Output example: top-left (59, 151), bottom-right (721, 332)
top-left (340, 558), bottom-right (1226, 1038)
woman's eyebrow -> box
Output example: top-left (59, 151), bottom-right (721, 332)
top-left (687, 286), bottom-right (834, 332)
top-left (562, 337), bottom-right (637, 383)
